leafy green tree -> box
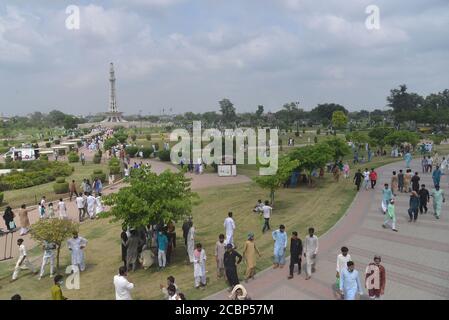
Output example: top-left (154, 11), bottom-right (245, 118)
top-left (385, 130), bottom-right (420, 148)
top-left (310, 103), bottom-right (348, 125)
top-left (387, 84), bottom-right (424, 126)
top-left (289, 142), bottom-right (333, 184)
top-left (102, 168), bottom-right (198, 227)
top-left (103, 137), bottom-right (118, 150)
top-left (368, 127), bottom-right (393, 153)
top-left (253, 156), bottom-right (299, 205)
top-left (219, 98), bottom-right (237, 127)
top-left (331, 111), bottom-right (348, 130)
top-left (31, 219), bottom-right (79, 270)
top-left (324, 137), bottom-right (351, 162)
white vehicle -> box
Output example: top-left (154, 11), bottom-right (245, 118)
top-left (3, 147), bottom-right (40, 161)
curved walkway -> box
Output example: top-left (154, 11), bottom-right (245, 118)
top-left (206, 158), bottom-right (449, 300)
top-left (0, 159), bottom-right (250, 259)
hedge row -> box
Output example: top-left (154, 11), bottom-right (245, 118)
top-left (0, 161), bottom-right (73, 191)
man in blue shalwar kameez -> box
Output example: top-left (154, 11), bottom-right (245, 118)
top-left (432, 166), bottom-right (442, 188)
top-left (272, 225), bottom-right (287, 269)
top-left (404, 152), bottom-right (412, 168)
top-left (339, 261), bottom-right (364, 300)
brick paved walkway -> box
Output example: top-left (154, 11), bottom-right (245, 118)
top-left (206, 158), bottom-right (449, 300)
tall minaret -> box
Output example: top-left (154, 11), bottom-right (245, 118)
top-left (109, 62), bottom-right (117, 113)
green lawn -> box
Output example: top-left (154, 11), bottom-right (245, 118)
top-left (0, 162), bottom-right (110, 210)
top-left (0, 153), bottom-right (399, 300)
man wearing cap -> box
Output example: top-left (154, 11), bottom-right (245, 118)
top-left (242, 233), bottom-right (261, 282)
top-left (382, 199), bottom-right (398, 232)
top-left (272, 225), bottom-right (287, 269)
top-left (365, 255), bottom-right (386, 299)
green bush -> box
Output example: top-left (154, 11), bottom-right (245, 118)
top-left (93, 152), bottom-right (102, 164)
top-left (109, 165), bottom-right (121, 175)
top-left (45, 142), bottom-right (51, 148)
top-left (54, 139), bottom-right (60, 145)
top-left (91, 170), bottom-right (106, 183)
top-left (146, 134), bottom-right (152, 141)
top-left (68, 152), bottom-right (80, 163)
top-left (430, 134), bottom-right (444, 145)
top-left (314, 136), bottom-right (318, 144)
top-left (53, 179), bottom-right (69, 194)
top-left (103, 138), bottom-right (118, 150)
top-left (40, 154), bottom-right (48, 161)
top-left (317, 128), bottom-right (321, 135)
top-left (295, 132), bottom-right (299, 137)
top-left (131, 134), bottom-right (137, 141)
top-left (0, 192), bottom-right (3, 205)
top-left (140, 147), bottom-right (154, 159)
top-left (5, 156), bottom-right (12, 164)
top-left (77, 141), bottom-right (83, 147)
top-left (125, 146), bottom-right (139, 158)
top-left (113, 131), bottom-right (128, 143)
top-left (158, 149), bottom-right (171, 162)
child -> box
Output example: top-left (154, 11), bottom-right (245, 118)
top-left (48, 203), bottom-right (55, 219)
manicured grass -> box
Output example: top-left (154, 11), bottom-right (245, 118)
top-left (0, 154), bottom-right (396, 300)
top-left (0, 162), bottom-right (109, 210)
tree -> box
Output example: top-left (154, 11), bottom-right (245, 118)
top-left (255, 105), bottom-right (264, 118)
top-left (324, 137), bottom-right (351, 162)
top-left (253, 156), bottom-right (299, 205)
top-left (103, 137), bottom-right (118, 150)
top-left (219, 98), bottom-right (237, 127)
top-left (102, 167), bottom-right (198, 227)
top-left (368, 127), bottom-right (393, 153)
top-left (310, 103), bottom-right (348, 125)
top-left (289, 143), bottom-right (333, 184)
top-left (385, 130), bottom-right (420, 148)
top-left (331, 111), bottom-right (348, 130)
top-left (387, 84), bottom-right (424, 126)
top-left (31, 219), bottom-right (79, 270)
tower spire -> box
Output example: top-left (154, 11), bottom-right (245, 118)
top-left (109, 62), bottom-right (117, 113)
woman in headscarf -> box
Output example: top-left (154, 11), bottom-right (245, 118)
top-left (229, 284), bottom-right (251, 300)
top-left (3, 206), bottom-right (15, 231)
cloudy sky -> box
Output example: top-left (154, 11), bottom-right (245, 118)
top-left (1, 0), bottom-right (448, 116)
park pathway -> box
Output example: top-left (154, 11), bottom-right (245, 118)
top-left (206, 158), bottom-right (449, 300)
top-left (0, 158), bottom-right (250, 259)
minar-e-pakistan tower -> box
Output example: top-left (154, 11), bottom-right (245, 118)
top-left (102, 62), bottom-right (127, 123)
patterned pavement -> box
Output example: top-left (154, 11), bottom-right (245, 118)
top-left (206, 158), bottom-right (449, 300)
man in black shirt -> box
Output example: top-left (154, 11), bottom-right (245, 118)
top-left (411, 172), bottom-right (420, 192)
top-left (353, 169), bottom-right (363, 191)
top-left (418, 184), bottom-right (430, 214)
top-left (288, 231), bottom-right (303, 279)
top-left (224, 243), bottom-right (243, 289)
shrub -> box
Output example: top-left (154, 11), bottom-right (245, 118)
top-left (91, 170), bottom-right (106, 183)
top-left (5, 156), bottom-right (12, 164)
top-left (93, 152), bottom-right (102, 164)
top-left (103, 138), bottom-right (118, 151)
top-left (54, 139), bottom-right (60, 145)
top-left (140, 147), bottom-right (154, 159)
top-left (113, 131), bottom-right (128, 143)
top-left (317, 128), bottom-right (321, 135)
top-left (0, 192), bottom-right (3, 205)
top-left (125, 146), bottom-right (139, 158)
top-left (131, 134), bottom-right (137, 141)
top-left (302, 128), bottom-right (306, 134)
top-left (68, 152), bottom-right (80, 163)
top-left (77, 141), bottom-right (83, 147)
top-left (154, 142), bottom-right (159, 151)
top-left (146, 134), bottom-right (152, 141)
top-left (314, 136), bottom-right (318, 144)
top-left (56, 177), bottom-right (66, 183)
top-left (53, 178), bottom-right (69, 194)
top-left (40, 154), bottom-right (48, 161)
top-left (158, 149), bottom-right (171, 162)
top-left (109, 165), bottom-right (121, 175)
top-left (295, 132), bottom-right (299, 137)
top-left (45, 142), bottom-right (51, 148)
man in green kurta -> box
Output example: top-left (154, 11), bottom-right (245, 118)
top-left (431, 185), bottom-right (446, 219)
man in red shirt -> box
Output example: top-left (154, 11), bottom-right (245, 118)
top-left (369, 168), bottom-right (378, 189)
top-left (365, 255), bottom-right (386, 299)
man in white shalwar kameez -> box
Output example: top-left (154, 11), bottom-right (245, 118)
top-left (193, 243), bottom-right (207, 288)
top-left (95, 193), bottom-right (104, 216)
top-left (187, 222), bottom-right (195, 263)
top-left (304, 227), bottom-right (319, 280)
top-left (58, 199), bottom-right (68, 220)
top-left (339, 261), bottom-right (364, 300)
top-left (39, 240), bottom-right (56, 280)
top-left (67, 232), bottom-right (88, 272)
top-left (224, 212), bottom-right (236, 247)
top-left (86, 194), bottom-right (96, 219)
